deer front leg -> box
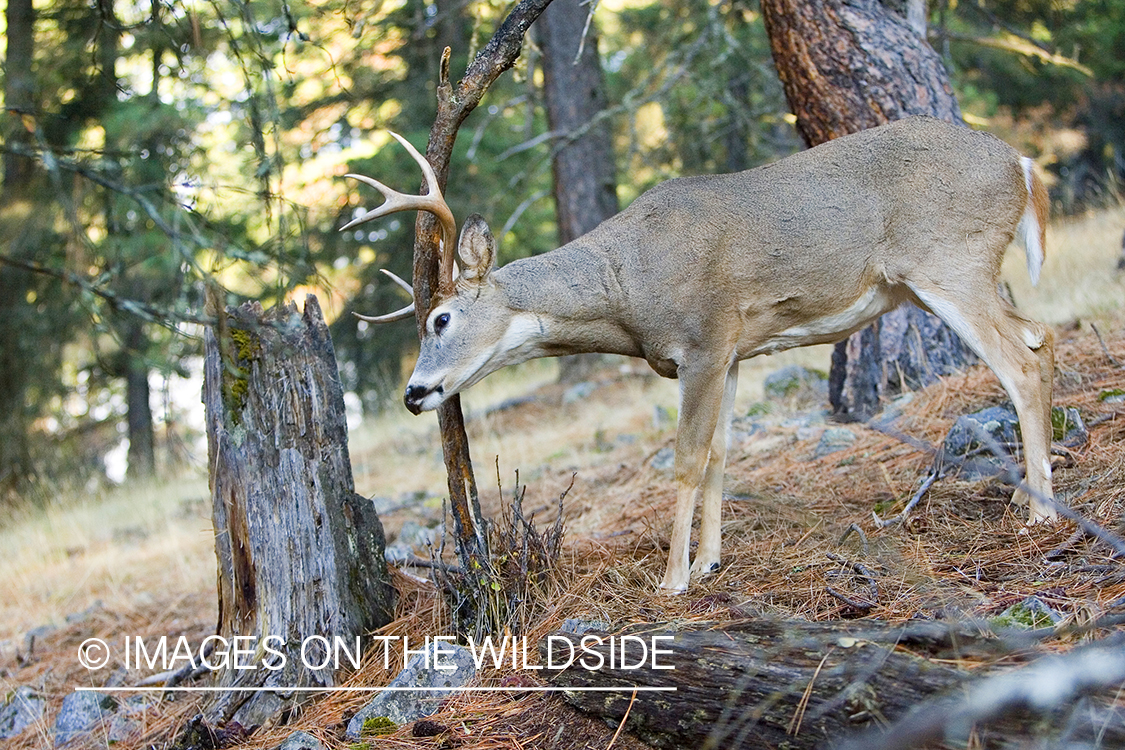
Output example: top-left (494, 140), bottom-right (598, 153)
top-left (691, 360), bottom-right (739, 581)
top-left (660, 361), bottom-right (731, 594)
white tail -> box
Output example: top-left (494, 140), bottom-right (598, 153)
top-left (346, 116), bottom-right (1057, 593)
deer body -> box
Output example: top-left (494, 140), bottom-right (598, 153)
top-left (348, 117), bottom-right (1055, 593)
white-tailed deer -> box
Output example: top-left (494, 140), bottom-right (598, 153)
top-left (345, 117), bottom-right (1055, 593)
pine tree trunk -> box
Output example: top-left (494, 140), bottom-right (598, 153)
top-left (202, 295), bottom-right (394, 726)
top-left (0, 0), bottom-right (38, 496)
top-left (760, 0), bottom-right (976, 419)
top-left (123, 319), bottom-right (156, 479)
top-left (539, 0), bottom-right (620, 383)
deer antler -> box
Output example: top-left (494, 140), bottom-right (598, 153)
top-left (353, 269), bottom-right (415, 323)
top-left (343, 132), bottom-right (459, 319)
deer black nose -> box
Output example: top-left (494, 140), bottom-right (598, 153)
top-left (404, 384), bottom-right (441, 415)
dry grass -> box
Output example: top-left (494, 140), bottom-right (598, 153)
top-left (1, 206), bottom-right (1123, 749)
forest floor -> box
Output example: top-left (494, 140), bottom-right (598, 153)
top-left (1, 205), bottom-right (1123, 749)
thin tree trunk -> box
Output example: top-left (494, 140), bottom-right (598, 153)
top-left (124, 320), bottom-right (156, 478)
top-left (761, 0), bottom-right (976, 420)
top-left (407, 0), bottom-right (554, 622)
top-left (539, 0), bottom-right (620, 383)
top-left (202, 295), bottom-right (394, 726)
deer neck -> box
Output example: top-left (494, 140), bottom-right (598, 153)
top-left (493, 243), bottom-right (640, 359)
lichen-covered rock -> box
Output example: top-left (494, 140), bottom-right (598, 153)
top-left (943, 404), bottom-right (1086, 480)
top-left (763, 365), bottom-right (828, 405)
top-left (814, 427), bottom-right (856, 457)
top-left (0, 686), bottom-right (45, 740)
top-left (345, 641), bottom-right (477, 738)
top-left (276, 729), bottom-right (326, 750)
top-left (53, 691), bottom-right (116, 747)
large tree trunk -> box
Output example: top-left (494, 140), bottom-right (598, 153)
top-left (538, 0), bottom-right (619, 383)
top-left (760, 0), bottom-right (976, 420)
top-left (545, 621), bottom-right (1125, 749)
top-left (0, 0), bottom-right (38, 496)
top-left (202, 295), bottom-right (394, 726)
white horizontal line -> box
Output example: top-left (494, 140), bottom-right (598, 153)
top-left (75, 686), bottom-right (675, 693)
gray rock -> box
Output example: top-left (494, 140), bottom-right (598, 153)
top-left (1052, 406), bottom-right (1087, 448)
top-left (814, 427), bottom-right (857, 457)
top-left (943, 404), bottom-right (1087, 479)
top-left (562, 381), bottom-right (597, 404)
top-left (763, 365), bottom-right (828, 404)
top-left (782, 409), bottom-right (829, 430)
top-left (561, 618), bottom-right (610, 635)
top-left (0, 686), bottom-right (45, 740)
top-left (990, 595), bottom-right (1063, 630)
top-left (277, 729), bottom-right (326, 750)
top-left (650, 446), bottom-right (675, 473)
top-left (345, 640), bottom-right (477, 738)
top-left (394, 520), bottom-right (441, 549)
top-left (23, 624), bottom-right (57, 656)
top-left (652, 405), bottom-right (676, 430)
top-left (942, 405), bottom-right (1022, 480)
top-left (53, 691), bottom-right (117, 747)
top-left (105, 696), bottom-right (150, 744)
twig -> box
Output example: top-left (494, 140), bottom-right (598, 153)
top-left (605, 687), bottom-right (637, 750)
top-left (826, 553), bottom-right (879, 604)
top-left (573, 0), bottom-right (602, 66)
top-left (1045, 526), bottom-right (1090, 560)
top-left (873, 469), bottom-right (938, 528)
top-left (788, 649), bottom-right (833, 736)
top-left (837, 523), bottom-right (869, 555)
top-left (826, 586), bottom-right (874, 610)
top-left (1090, 323), bottom-right (1122, 368)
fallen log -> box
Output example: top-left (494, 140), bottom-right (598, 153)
top-left (542, 620), bottom-right (1125, 749)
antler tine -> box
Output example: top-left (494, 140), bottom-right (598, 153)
top-left (342, 131), bottom-right (459, 291)
top-left (353, 305), bottom-right (414, 324)
top-left (352, 269), bottom-right (416, 324)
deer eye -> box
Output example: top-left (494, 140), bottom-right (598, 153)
top-left (433, 312), bottom-right (451, 334)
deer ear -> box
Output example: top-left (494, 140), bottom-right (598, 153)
top-left (456, 214), bottom-right (496, 283)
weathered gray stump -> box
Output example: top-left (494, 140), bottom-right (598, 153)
top-left (544, 620), bottom-right (1125, 749)
top-left (203, 295), bottom-right (394, 726)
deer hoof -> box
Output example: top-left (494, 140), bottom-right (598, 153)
top-left (690, 559), bottom-right (721, 580)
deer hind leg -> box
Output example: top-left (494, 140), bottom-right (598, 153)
top-left (660, 359), bottom-right (732, 593)
top-left (908, 285), bottom-right (1057, 523)
top-left (691, 360), bottom-right (739, 581)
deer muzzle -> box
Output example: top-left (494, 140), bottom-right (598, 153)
top-left (404, 383), bottom-right (443, 415)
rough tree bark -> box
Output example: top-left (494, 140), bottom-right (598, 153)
top-left (539, 0), bottom-right (620, 384)
top-left (123, 319), bottom-right (156, 478)
top-left (0, 0), bottom-right (37, 495)
top-left (545, 621), bottom-right (1125, 749)
top-left (406, 0), bottom-right (554, 582)
top-left (202, 295), bottom-right (394, 726)
top-left (760, 0), bottom-right (977, 420)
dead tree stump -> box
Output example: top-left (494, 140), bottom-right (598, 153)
top-left (203, 295), bottom-right (394, 726)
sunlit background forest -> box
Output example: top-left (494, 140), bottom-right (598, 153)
top-left (0, 0), bottom-right (1121, 502)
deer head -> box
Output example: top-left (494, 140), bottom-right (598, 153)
top-left (344, 134), bottom-right (531, 414)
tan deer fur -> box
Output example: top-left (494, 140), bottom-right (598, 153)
top-left (346, 116), bottom-right (1055, 593)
